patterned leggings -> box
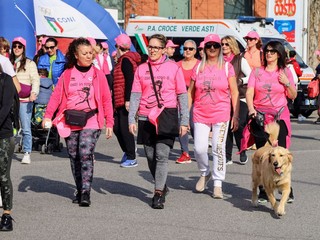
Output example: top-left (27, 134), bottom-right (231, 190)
top-left (0, 137), bottom-right (14, 210)
top-left (65, 129), bottom-right (101, 194)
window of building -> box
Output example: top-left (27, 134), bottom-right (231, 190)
top-left (224, 0), bottom-right (253, 19)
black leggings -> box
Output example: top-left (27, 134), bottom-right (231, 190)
top-left (0, 137), bottom-right (14, 211)
top-left (250, 120), bottom-right (288, 149)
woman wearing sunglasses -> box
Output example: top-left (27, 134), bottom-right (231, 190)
top-left (175, 40), bottom-right (200, 164)
top-left (243, 31), bottom-right (263, 69)
top-left (189, 34), bottom-right (239, 199)
top-left (129, 34), bottom-right (188, 209)
top-left (9, 37), bottom-right (40, 164)
top-left (37, 37), bottom-right (66, 86)
top-left (241, 41), bottom-right (297, 203)
top-left (221, 36), bottom-right (252, 165)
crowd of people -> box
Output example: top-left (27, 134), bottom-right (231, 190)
top-left (0, 29), bottom-right (319, 231)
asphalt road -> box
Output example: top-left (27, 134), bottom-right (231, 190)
top-left (2, 113), bottom-right (320, 240)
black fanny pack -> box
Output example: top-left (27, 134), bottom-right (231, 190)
top-left (65, 109), bottom-right (98, 127)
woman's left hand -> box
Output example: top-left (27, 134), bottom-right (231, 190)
top-left (180, 125), bottom-right (188, 137)
top-left (105, 127), bottom-right (113, 139)
top-left (231, 116), bottom-right (239, 132)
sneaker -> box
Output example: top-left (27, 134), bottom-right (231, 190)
top-left (0, 214), bottom-right (13, 231)
top-left (195, 174), bottom-right (211, 192)
top-left (239, 151), bottom-right (248, 165)
top-left (79, 192), bottom-right (91, 207)
top-left (72, 190), bottom-right (81, 204)
top-left (176, 152), bottom-right (192, 164)
top-left (213, 186), bottom-right (223, 199)
top-left (258, 187), bottom-right (268, 204)
top-left (314, 117), bottom-right (320, 124)
top-left (21, 152), bottom-right (31, 164)
top-left (120, 153), bottom-right (127, 163)
top-left (287, 187), bottom-right (294, 203)
top-left (162, 185), bottom-right (170, 203)
top-left (226, 159), bottom-right (233, 165)
top-left (298, 114), bottom-right (306, 122)
top-left (151, 192), bottom-right (164, 209)
top-left (120, 159), bottom-right (138, 168)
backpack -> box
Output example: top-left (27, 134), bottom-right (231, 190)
top-left (307, 79), bottom-right (319, 99)
top-left (0, 73), bottom-right (20, 130)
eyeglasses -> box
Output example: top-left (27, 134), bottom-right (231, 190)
top-left (183, 47), bottom-right (195, 51)
top-left (221, 43), bottom-right (230, 47)
top-left (265, 49), bottom-right (277, 55)
top-left (246, 37), bottom-right (256, 41)
top-left (198, 48), bottom-right (203, 51)
top-left (148, 45), bottom-right (164, 52)
top-left (45, 46), bottom-right (56, 50)
top-left (13, 44), bottom-right (23, 49)
top-left (205, 42), bottom-right (221, 49)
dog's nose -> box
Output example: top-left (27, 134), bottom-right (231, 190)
top-left (273, 162), bottom-right (278, 167)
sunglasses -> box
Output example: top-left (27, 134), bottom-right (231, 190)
top-left (45, 46), bottom-right (56, 50)
top-left (205, 42), bottom-right (221, 49)
top-left (265, 49), bottom-right (277, 55)
top-left (13, 44), bottom-right (23, 49)
top-left (183, 47), bottom-right (195, 51)
top-left (147, 45), bottom-right (164, 52)
top-left (221, 43), bottom-right (230, 47)
top-left (246, 37), bottom-right (256, 41)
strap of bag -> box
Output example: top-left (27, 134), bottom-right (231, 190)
top-left (148, 62), bottom-right (162, 108)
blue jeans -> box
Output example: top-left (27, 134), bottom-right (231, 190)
top-left (19, 102), bottom-right (34, 153)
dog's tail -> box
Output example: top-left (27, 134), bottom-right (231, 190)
top-left (265, 122), bottom-right (280, 147)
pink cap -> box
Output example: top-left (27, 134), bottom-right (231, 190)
top-left (166, 40), bottom-right (179, 48)
top-left (111, 50), bottom-right (117, 57)
top-left (244, 31), bottom-right (260, 40)
top-left (115, 34), bottom-right (131, 49)
top-left (41, 37), bottom-right (48, 45)
top-left (198, 41), bottom-right (204, 49)
top-left (315, 50), bottom-right (320, 56)
top-left (12, 36), bottom-right (26, 48)
top-left (101, 42), bottom-right (109, 49)
top-left (87, 37), bottom-right (96, 46)
top-left (203, 34), bottom-right (221, 45)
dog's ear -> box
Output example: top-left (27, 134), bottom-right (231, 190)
top-left (268, 149), bottom-right (273, 163)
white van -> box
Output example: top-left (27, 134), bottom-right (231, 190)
top-left (126, 16), bottom-right (317, 117)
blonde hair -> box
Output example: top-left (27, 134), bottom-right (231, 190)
top-left (221, 36), bottom-right (240, 55)
top-left (199, 45), bottom-right (224, 72)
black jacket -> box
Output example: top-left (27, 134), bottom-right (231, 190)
top-left (0, 72), bottom-right (15, 139)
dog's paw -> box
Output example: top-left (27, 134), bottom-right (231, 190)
top-left (275, 205), bottom-right (286, 216)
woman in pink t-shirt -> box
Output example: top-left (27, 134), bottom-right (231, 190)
top-left (244, 40), bottom-right (297, 203)
top-left (43, 38), bottom-right (113, 207)
top-left (175, 39), bottom-right (200, 164)
top-left (188, 34), bottom-right (239, 199)
top-left (129, 34), bottom-right (188, 209)
top-left (243, 31), bottom-right (263, 69)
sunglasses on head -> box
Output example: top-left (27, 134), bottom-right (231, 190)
top-left (13, 44), bottom-right (23, 49)
top-left (45, 46), bottom-right (56, 50)
top-left (221, 42), bottom-right (230, 47)
top-left (265, 49), bottom-right (277, 55)
top-left (246, 37), bottom-right (256, 41)
top-left (205, 42), bottom-right (221, 49)
top-left (183, 47), bottom-right (195, 51)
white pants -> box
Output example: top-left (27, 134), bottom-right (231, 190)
top-left (194, 121), bottom-right (229, 187)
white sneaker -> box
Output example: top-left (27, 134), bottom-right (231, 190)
top-left (298, 114), bottom-right (306, 122)
top-left (21, 152), bottom-right (31, 164)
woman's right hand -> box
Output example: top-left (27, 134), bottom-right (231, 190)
top-left (129, 123), bottom-right (137, 135)
top-left (42, 118), bottom-right (52, 129)
top-left (248, 108), bottom-right (257, 119)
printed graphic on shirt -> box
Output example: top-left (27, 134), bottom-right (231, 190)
top-left (146, 79), bottom-right (164, 109)
top-left (259, 83), bottom-right (275, 107)
top-left (200, 80), bottom-right (216, 104)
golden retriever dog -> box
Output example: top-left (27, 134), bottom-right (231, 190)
top-left (251, 122), bottom-right (293, 216)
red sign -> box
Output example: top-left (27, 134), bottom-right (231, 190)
top-left (273, 0), bottom-right (296, 17)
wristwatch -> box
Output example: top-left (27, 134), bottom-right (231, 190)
top-left (285, 82), bottom-right (291, 87)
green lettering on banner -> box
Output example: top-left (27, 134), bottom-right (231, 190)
top-left (157, 25), bottom-right (177, 32)
top-left (147, 26), bottom-right (156, 31)
top-left (201, 26), bottom-right (215, 32)
top-left (182, 26), bottom-right (201, 32)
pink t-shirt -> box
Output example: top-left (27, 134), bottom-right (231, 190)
top-left (66, 67), bottom-right (99, 130)
top-left (247, 67), bottom-right (295, 112)
top-left (132, 59), bottom-right (187, 117)
top-left (177, 60), bottom-right (200, 88)
top-left (191, 62), bottom-right (235, 124)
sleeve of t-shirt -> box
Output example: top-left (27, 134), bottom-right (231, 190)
top-left (227, 62), bottom-right (235, 78)
top-left (247, 68), bottom-right (258, 88)
top-left (1, 58), bottom-right (16, 77)
top-left (122, 58), bottom-right (134, 101)
top-left (131, 65), bottom-right (142, 93)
